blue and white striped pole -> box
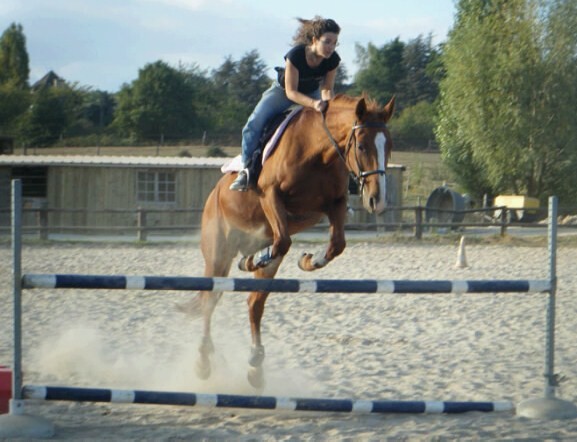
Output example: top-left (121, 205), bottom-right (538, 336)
top-left (22, 274), bottom-right (551, 294)
top-left (23, 385), bottom-right (514, 415)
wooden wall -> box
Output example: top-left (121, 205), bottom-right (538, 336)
top-left (47, 165), bottom-right (223, 230)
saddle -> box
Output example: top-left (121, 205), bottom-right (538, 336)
top-left (222, 106), bottom-right (303, 187)
top-left (246, 105), bottom-right (303, 187)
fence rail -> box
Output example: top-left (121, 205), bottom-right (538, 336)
top-left (0, 205), bottom-right (575, 241)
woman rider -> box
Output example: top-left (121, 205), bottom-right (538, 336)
top-left (230, 16), bottom-right (341, 191)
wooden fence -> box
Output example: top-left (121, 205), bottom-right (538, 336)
top-left (1, 205), bottom-right (572, 241)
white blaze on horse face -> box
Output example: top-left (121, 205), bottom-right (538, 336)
top-left (374, 132), bottom-right (387, 212)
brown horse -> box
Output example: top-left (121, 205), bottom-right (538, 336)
top-left (193, 94), bottom-right (395, 388)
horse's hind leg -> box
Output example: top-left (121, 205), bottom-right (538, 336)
top-left (195, 221), bottom-right (237, 380)
top-left (246, 256), bottom-right (283, 389)
top-left (195, 290), bottom-right (221, 379)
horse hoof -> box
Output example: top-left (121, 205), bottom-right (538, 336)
top-left (298, 253), bottom-right (313, 271)
top-left (195, 358), bottom-right (211, 380)
top-left (249, 345), bottom-right (265, 367)
top-left (238, 256), bottom-right (250, 271)
top-left (247, 366), bottom-right (265, 390)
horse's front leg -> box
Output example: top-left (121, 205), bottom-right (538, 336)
top-left (299, 196), bottom-right (347, 271)
top-left (239, 188), bottom-right (291, 272)
top-left (246, 259), bottom-right (282, 390)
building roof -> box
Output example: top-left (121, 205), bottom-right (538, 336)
top-left (0, 155), bottom-right (230, 169)
top-left (0, 155), bottom-right (405, 170)
top-left (32, 71), bottom-right (66, 90)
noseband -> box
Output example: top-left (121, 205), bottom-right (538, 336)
top-left (321, 113), bottom-right (388, 193)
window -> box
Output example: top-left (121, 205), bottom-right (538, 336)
top-left (12, 166), bottom-right (48, 197)
top-left (137, 170), bottom-right (176, 203)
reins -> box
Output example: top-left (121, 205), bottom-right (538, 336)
top-left (320, 111), bottom-right (388, 192)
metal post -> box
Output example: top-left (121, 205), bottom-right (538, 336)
top-left (544, 196), bottom-right (558, 399)
top-left (11, 179), bottom-right (22, 402)
top-left (0, 180), bottom-right (55, 437)
top-left (517, 195), bottom-right (577, 419)
top-left (137, 207), bottom-right (147, 242)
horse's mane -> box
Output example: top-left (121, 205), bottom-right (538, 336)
top-left (331, 93), bottom-right (381, 113)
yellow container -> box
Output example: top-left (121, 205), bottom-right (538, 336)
top-left (494, 195), bottom-right (540, 222)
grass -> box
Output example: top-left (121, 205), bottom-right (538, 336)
top-left (13, 145), bottom-right (451, 209)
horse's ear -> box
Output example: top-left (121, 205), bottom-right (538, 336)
top-left (383, 96), bottom-right (396, 123)
top-left (355, 98), bottom-right (367, 121)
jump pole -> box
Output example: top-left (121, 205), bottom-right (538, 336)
top-left (22, 385), bottom-right (513, 414)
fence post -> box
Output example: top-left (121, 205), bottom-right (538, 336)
top-left (500, 206), bottom-right (508, 236)
top-left (415, 205), bottom-right (423, 240)
top-left (38, 207), bottom-right (48, 241)
top-left (137, 207), bottom-right (147, 242)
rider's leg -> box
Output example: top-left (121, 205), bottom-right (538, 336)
top-left (230, 82), bottom-right (293, 191)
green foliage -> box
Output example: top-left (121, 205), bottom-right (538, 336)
top-left (205, 146), bottom-right (228, 157)
top-left (352, 39), bottom-right (406, 105)
top-left (397, 35), bottom-right (440, 107)
top-left (18, 85), bottom-right (84, 147)
top-left (0, 84), bottom-right (30, 133)
top-left (437, 0), bottom-right (577, 205)
top-left (391, 100), bottom-right (437, 149)
top-left (209, 50), bottom-right (271, 141)
top-left (113, 61), bottom-right (197, 141)
top-left (352, 36), bottom-right (441, 110)
top-left (0, 23), bottom-right (29, 89)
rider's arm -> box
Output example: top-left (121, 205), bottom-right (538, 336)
top-left (284, 58), bottom-right (327, 113)
top-left (320, 68), bottom-right (337, 101)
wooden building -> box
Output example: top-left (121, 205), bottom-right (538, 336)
top-left (0, 155), bottom-right (404, 235)
top-left (0, 156), bottom-right (225, 233)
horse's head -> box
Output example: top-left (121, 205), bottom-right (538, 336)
top-left (343, 95), bottom-right (395, 214)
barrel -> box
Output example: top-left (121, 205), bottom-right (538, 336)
top-left (425, 186), bottom-right (465, 225)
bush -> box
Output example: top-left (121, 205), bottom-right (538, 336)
top-left (205, 146), bottom-right (228, 157)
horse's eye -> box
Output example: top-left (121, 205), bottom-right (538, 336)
top-left (358, 144), bottom-right (366, 152)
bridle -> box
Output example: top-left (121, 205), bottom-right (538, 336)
top-left (321, 112), bottom-right (388, 194)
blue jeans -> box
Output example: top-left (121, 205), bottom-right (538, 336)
top-left (241, 81), bottom-right (320, 166)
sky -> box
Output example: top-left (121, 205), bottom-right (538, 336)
top-left (0, 0), bottom-right (456, 93)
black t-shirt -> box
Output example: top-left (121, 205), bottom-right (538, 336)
top-left (276, 44), bottom-right (341, 94)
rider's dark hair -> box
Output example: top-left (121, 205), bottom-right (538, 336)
top-left (292, 16), bottom-right (341, 46)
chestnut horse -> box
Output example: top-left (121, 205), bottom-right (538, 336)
top-left (193, 94), bottom-right (395, 388)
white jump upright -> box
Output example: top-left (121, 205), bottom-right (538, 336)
top-left (1, 180), bottom-right (576, 438)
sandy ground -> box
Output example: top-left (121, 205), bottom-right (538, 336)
top-left (2, 237), bottom-right (577, 440)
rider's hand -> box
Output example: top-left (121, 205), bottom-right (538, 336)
top-left (314, 99), bottom-right (328, 113)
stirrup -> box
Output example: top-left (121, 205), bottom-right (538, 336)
top-left (229, 169), bottom-right (249, 191)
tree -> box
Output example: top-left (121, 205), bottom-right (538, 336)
top-left (209, 50), bottom-right (271, 142)
top-left (82, 90), bottom-right (116, 129)
top-left (19, 85), bottom-right (83, 147)
top-left (397, 34), bottom-right (440, 107)
top-left (391, 100), bottom-right (437, 150)
top-left (436, 0), bottom-right (577, 205)
top-left (230, 50), bottom-right (270, 112)
top-left (0, 84), bottom-right (30, 133)
top-left (113, 61), bottom-right (197, 142)
top-left (0, 23), bottom-right (29, 89)
top-left (334, 64), bottom-right (351, 93)
top-left (352, 38), bottom-right (406, 105)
